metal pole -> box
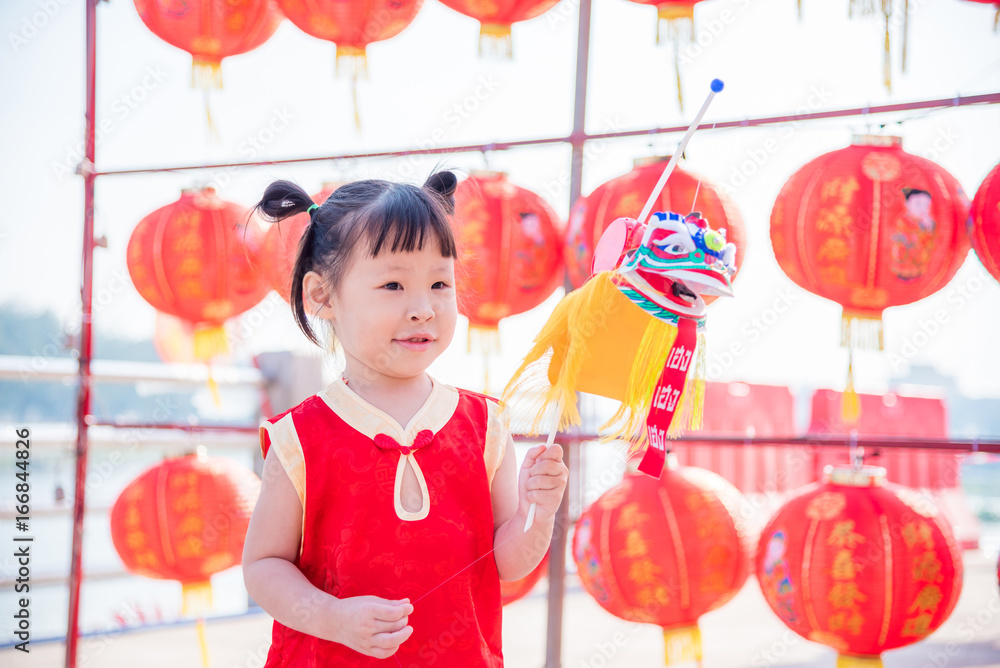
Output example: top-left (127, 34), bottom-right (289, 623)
top-left (92, 93), bottom-right (1000, 177)
top-left (545, 2), bottom-right (592, 666)
top-left (66, 0), bottom-right (98, 665)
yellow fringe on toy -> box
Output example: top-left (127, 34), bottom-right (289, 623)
top-left (502, 271), bottom-right (624, 434)
top-left (602, 319), bottom-right (706, 459)
top-left (501, 271), bottom-right (706, 451)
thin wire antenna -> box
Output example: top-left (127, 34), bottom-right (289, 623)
top-left (636, 79), bottom-right (724, 227)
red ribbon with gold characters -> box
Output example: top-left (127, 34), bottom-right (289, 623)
top-left (638, 317), bottom-right (698, 477)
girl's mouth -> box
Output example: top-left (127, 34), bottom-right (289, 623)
top-left (395, 336), bottom-right (434, 350)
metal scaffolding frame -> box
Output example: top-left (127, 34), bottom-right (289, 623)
top-left (68, 0), bottom-right (1000, 665)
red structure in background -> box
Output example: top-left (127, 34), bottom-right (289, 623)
top-left (809, 389), bottom-right (978, 549)
top-left (675, 382), bottom-right (808, 494)
top-left (809, 390), bottom-right (956, 489)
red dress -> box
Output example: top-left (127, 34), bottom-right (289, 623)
top-left (258, 376), bottom-right (508, 667)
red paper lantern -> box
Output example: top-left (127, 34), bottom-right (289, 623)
top-left (436, 0), bottom-right (561, 56)
top-left (500, 551), bottom-right (548, 606)
top-left (127, 188), bottom-right (270, 361)
top-left (132, 0), bottom-right (282, 88)
top-left (566, 156), bottom-right (746, 300)
top-left (453, 171), bottom-right (564, 330)
top-left (970, 160), bottom-right (1000, 282)
top-left (256, 182), bottom-right (341, 302)
top-left (572, 458), bottom-right (751, 664)
top-left (277, 0), bottom-right (422, 126)
top-left (770, 135), bottom-right (970, 350)
top-left (110, 452), bottom-right (261, 613)
top-left (756, 465), bottom-right (963, 666)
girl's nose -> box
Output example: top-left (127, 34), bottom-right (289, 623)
top-left (408, 296), bottom-right (434, 321)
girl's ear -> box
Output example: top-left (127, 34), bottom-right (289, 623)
top-left (302, 271), bottom-right (336, 320)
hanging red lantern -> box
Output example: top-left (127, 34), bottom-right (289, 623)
top-left (111, 451), bottom-right (260, 662)
top-left (573, 457), bottom-right (750, 665)
top-left (132, 0), bottom-right (282, 89)
top-left (756, 465), bottom-right (963, 666)
top-left (500, 551), bottom-right (549, 606)
top-left (621, 0), bottom-right (703, 108)
top-left (436, 0), bottom-right (562, 57)
top-left (452, 171), bottom-right (563, 388)
top-left (771, 135), bottom-right (970, 349)
top-left (276, 0), bottom-right (423, 126)
top-left (969, 160), bottom-right (1000, 282)
top-left (127, 188), bottom-right (269, 363)
top-left (566, 156), bottom-right (745, 299)
top-left (256, 182), bottom-right (341, 302)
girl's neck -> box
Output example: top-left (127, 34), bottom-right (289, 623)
top-left (341, 365), bottom-right (434, 428)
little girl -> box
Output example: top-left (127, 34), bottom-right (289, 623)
top-left (242, 171), bottom-right (568, 667)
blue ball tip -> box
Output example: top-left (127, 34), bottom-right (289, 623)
top-left (711, 79), bottom-right (724, 93)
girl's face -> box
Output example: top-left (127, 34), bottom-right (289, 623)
top-left (327, 242), bottom-right (457, 385)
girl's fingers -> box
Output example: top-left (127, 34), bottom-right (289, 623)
top-left (372, 625), bottom-right (413, 649)
top-left (374, 617), bottom-right (408, 634)
top-left (374, 602), bottom-right (412, 622)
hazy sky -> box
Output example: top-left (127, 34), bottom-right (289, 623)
top-left (2, 0), bottom-right (999, 406)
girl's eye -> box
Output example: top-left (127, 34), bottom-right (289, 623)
top-left (383, 282), bottom-right (402, 290)
top-left (432, 281), bottom-right (449, 289)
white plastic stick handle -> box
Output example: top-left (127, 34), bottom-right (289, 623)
top-left (636, 79), bottom-right (725, 228)
top-left (523, 420), bottom-right (560, 532)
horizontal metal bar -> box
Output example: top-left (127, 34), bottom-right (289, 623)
top-left (85, 419), bottom-right (259, 433)
top-left (93, 93), bottom-right (1000, 177)
top-left (513, 433), bottom-right (1000, 453)
top-left (0, 355), bottom-right (264, 387)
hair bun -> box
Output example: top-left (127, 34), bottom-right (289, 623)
top-left (424, 171), bottom-right (458, 213)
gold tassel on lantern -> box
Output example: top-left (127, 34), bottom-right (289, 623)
top-left (840, 311), bottom-right (884, 351)
top-left (479, 23), bottom-right (513, 59)
top-left (848, 0), bottom-right (898, 93)
top-left (182, 580), bottom-right (214, 667)
top-left (193, 323), bottom-right (228, 407)
top-left (191, 59), bottom-right (223, 140)
top-left (837, 654), bottom-right (883, 668)
top-left (468, 324), bottom-right (501, 394)
top-left (842, 350), bottom-right (861, 425)
top-left (656, 6), bottom-right (695, 111)
top-left (663, 624), bottom-right (702, 665)
top-left (336, 46), bottom-right (368, 131)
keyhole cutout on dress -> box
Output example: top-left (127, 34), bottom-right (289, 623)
top-left (399, 456), bottom-right (423, 513)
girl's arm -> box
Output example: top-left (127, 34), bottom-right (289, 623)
top-left (243, 445), bottom-right (413, 659)
top-left (491, 436), bottom-right (569, 581)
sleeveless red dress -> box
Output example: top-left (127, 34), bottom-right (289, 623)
top-left (258, 376), bottom-right (508, 667)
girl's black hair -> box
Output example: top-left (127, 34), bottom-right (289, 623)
top-left (252, 171), bottom-right (459, 348)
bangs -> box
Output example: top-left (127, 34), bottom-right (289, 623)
top-left (353, 184), bottom-right (458, 259)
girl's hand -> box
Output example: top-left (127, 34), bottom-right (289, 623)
top-left (519, 444), bottom-right (569, 525)
top-left (329, 595), bottom-right (414, 659)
